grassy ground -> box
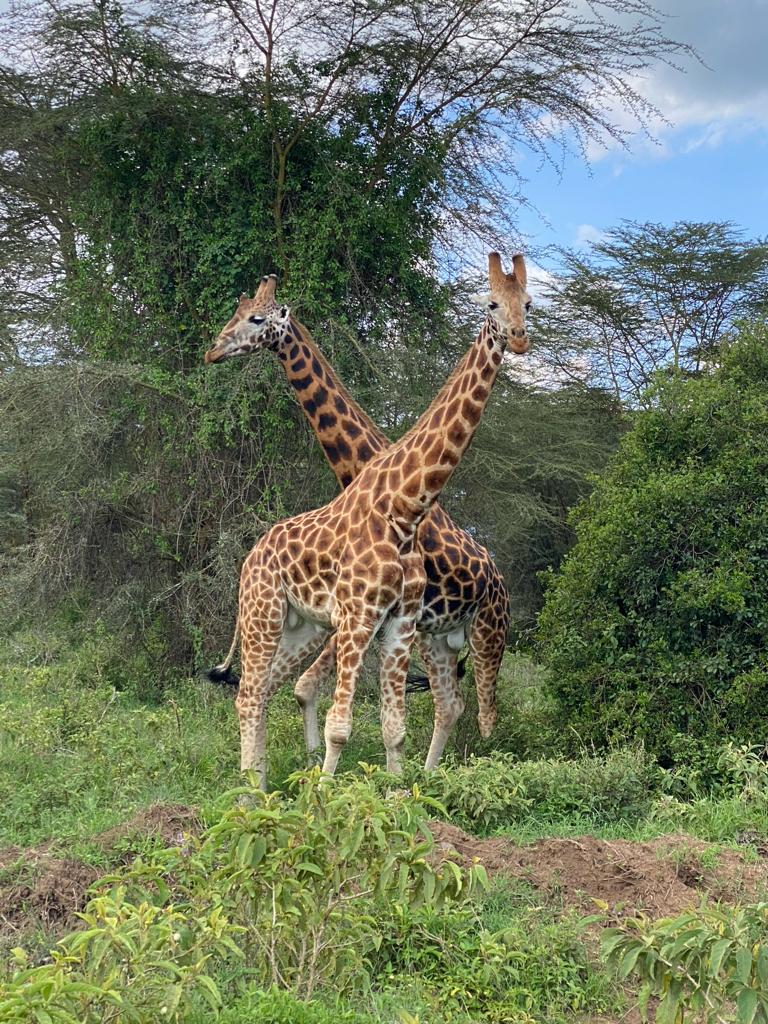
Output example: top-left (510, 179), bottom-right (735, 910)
top-left (3, 624), bottom-right (768, 1022)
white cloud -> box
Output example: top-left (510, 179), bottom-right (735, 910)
top-left (582, 0), bottom-right (768, 161)
top-left (575, 223), bottom-right (606, 247)
top-left (524, 259), bottom-right (557, 302)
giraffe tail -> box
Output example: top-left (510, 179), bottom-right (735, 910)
top-left (404, 649), bottom-right (470, 694)
top-left (206, 620), bottom-right (240, 689)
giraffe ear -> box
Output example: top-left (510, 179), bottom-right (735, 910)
top-left (239, 292), bottom-right (249, 302)
top-left (469, 292), bottom-right (494, 308)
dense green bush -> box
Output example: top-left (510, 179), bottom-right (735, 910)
top-left (0, 772), bottom-right (482, 1019)
top-left (0, 888), bottom-right (239, 1023)
top-left (538, 327), bottom-right (768, 763)
top-left (380, 895), bottom-right (613, 1023)
top-left (401, 748), bottom-right (658, 832)
top-left (603, 902), bottom-right (768, 1024)
top-left (217, 987), bottom-right (377, 1023)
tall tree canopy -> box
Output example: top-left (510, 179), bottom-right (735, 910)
top-left (0, 0), bottom-right (688, 665)
top-left (532, 221), bottom-right (768, 403)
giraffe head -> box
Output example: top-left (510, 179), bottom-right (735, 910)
top-left (471, 253), bottom-right (531, 354)
top-left (203, 275), bottom-right (290, 364)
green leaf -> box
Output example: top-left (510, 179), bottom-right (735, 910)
top-left (295, 861), bottom-right (324, 875)
top-left (619, 945), bottom-right (643, 979)
top-left (709, 937), bottom-right (733, 978)
top-left (738, 987), bottom-right (759, 1024)
top-left (737, 948), bottom-right (755, 985)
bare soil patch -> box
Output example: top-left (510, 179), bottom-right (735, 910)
top-left (429, 822), bottom-right (768, 917)
top-left (0, 803), bottom-right (198, 940)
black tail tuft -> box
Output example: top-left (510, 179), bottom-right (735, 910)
top-left (457, 649), bottom-right (470, 680)
top-left (206, 664), bottom-right (240, 689)
top-left (405, 671), bottom-right (431, 694)
top-left (405, 648), bottom-right (471, 695)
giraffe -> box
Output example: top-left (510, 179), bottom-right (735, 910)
top-left (205, 275), bottom-right (515, 771)
top-left (204, 253), bottom-right (530, 787)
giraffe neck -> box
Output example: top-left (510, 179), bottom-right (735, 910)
top-left (277, 318), bottom-right (389, 489)
top-left (374, 318), bottom-right (507, 531)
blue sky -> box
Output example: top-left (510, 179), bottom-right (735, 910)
top-left (518, 0), bottom-right (768, 267)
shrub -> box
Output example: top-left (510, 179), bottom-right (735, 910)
top-left (603, 902), bottom-right (768, 1024)
top-left (115, 769), bottom-right (483, 1000)
top-left (401, 748), bottom-right (658, 832)
top-left (538, 327), bottom-right (768, 763)
top-left (0, 888), bottom-right (239, 1023)
top-left (379, 890), bottom-right (613, 1022)
top-left (0, 771), bottom-right (483, 1019)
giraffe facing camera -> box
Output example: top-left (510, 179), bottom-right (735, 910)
top-left (204, 254), bottom-right (530, 788)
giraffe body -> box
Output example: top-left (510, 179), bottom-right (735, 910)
top-left (207, 280), bottom-right (510, 765)
top-left (205, 255), bottom-right (530, 784)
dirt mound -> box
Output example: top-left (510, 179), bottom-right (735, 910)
top-left (95, 803), bottom-right (199, 853)
top-left (0, 848), bottom-right (100, 934)
top-left (0, 803), bottom-right (198, 940)
top-left (429, 822), bottom-right (768, 917)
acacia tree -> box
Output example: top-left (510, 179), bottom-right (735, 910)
top-left (533, 221), bottom-right (768, 403)
top-left (187, 0), bottom-right (693, 262)
top-left (0, 0), bottom-right (689, 665)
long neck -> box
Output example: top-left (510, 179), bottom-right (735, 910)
top-left (375, 317), bottom-right (506, 529)
top-left (277, 317), bottom-right (389, 488)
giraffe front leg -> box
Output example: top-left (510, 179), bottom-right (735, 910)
top-left (294, 635), bottom-right (337, 759)
top-left (378, 550), bottom-right (425, 774)
top-left (322, 611), bottom-right (382, 776)
top-left (379, 614), bottom-right (418, 774)
top-left (415, 633), bottom-right (465, 770)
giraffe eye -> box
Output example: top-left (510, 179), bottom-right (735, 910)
top-left (248, 315), bottom-right (265, 325)
top-left (488, 301), bottom-right (499, 310)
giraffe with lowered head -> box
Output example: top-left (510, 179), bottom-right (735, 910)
top-left (204, 254), bottom-right (530, 786)
top-left (205, 274), bottom-right (516, 770)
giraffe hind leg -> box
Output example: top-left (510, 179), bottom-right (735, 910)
top-left (294, 635), bottom-right (337, 758)
top-left (468, 587), bottom-right (509, 739)
top-left (239, 591), bottom-right (328, 788)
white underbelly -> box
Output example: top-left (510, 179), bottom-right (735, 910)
top-left (445, 625), bottom-right (467, 651)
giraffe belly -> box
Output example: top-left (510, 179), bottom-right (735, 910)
top-left (418, 598), bottom-right (473, 635)
top-left (445, 625), bottom-right (467, 651)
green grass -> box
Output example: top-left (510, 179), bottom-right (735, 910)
top-left (5, 624), bottom-right (768, 1023)
top-left (0, 627), bottom-right (553, 856)
top-left (3, 623), bottom-right (768, 862)
top-left (490, 795), bottom-right (768, 848)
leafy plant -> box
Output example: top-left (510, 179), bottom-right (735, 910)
top-left (378, 889), bottom-right (614, 1022)
top-left (114, 768), bottom-right (484, 1000)
top-left (0, 889), bottom-right (239, 1022)
top-left (603, 902), bottom-right (768, 1024)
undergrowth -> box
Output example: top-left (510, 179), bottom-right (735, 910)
top-left (5, 625), bottom-right (768, 1021)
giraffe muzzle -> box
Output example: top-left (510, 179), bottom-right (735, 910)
top-left (508, 329), bottom-right (529, 354)
top-left (204, 334), bottom-right (233, 364)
